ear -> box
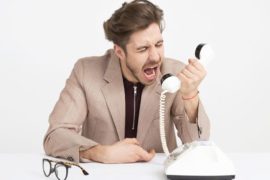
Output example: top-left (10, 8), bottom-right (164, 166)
top-left (114, 44), bottom-right (126, 61)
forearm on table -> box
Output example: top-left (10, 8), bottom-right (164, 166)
top-left (44, 128), bottom-right (97, 162)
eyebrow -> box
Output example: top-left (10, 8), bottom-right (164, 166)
top-left (135, 39), bottom-right (164, 50)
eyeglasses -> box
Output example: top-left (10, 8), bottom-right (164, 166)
top-left (42, 158), bottom-right (89, 180)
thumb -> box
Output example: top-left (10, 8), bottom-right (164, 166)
top-left (188, 58), bottom-right (197, 64)
top-left (148, 149), bottom-right (155, 155)
top-left (147, 149), bottom-right (156, 161)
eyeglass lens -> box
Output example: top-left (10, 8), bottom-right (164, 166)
top-left (43, 159), bottom-right (68, 180)
top-left (55, 163), bottom-right (68, 180)
top-left (43, 160), bottom-right (51, 177)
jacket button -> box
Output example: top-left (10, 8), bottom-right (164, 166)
top-left (67, 156), bottom-right (74, 162)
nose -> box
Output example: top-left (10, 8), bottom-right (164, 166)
top-left (149, 47), bottom-right (160, 62)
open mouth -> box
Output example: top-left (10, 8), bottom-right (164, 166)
top-left (143, 66), bottom-right (159, 81)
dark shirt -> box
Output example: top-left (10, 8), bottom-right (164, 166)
top-left (123, 77), bottom-right (144, 138)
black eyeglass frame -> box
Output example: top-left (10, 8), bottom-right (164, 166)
top-left (42, 158), bottom-right (89, 180)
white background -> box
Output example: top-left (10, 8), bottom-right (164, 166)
top-left (0, 0), bottom-right (269, 153)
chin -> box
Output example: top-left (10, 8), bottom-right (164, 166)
top-left (141, 78), bottom-right (156, 86)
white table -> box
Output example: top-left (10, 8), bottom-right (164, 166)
top-left (0, 153), bottom-right (269, 180)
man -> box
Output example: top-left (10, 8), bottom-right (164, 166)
top-left (43, 0), bottom-right (210, 163)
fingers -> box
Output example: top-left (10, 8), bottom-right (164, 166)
top-left (148, 149), bottom-right (156, 160)
top-left (188, 58), bottom-right (205, 72)
top-left (177, 58), bottom-right (207, 95)
top-left (135, 147), bottom-right (156, 162)
top-left (123, 138), bottom-right (154, 162)
top-left (187, 58), bottom-right (205, 74)
top-left (178, 59), bottom-right (206, 81)
top-left (111, 139), bottom-right (155, 163)
top-left (123, 138), bottom-right (155, 162)
top-left (178, 72), bottom-right (189, 82)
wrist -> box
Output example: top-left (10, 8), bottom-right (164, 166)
top-left (181, 90), bottom-right (199, 100)
top-left (80, 144), bottom-right (107, 163)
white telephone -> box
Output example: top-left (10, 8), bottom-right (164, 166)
top-left (159, 44), bottom-right (236, 180)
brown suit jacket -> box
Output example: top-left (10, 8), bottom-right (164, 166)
top-left (43, 49), bottom-right (210, 163)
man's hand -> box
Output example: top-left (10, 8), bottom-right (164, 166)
top-left (80, 138), bottom-right (155, 163)
top-left (177, 58), bottom-right (207, 123)
top-left (177, 58), bottom-right (206, 97)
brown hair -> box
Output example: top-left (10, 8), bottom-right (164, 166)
top-left (103, 0), bottom-right (164, 51)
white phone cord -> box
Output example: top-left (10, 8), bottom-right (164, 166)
top-left (159, 90), bottom-right (170, 156)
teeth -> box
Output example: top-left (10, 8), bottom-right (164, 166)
top-left (146, 66), bottom-right (156, 70)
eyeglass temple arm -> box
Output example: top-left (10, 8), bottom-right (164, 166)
top-left (64, 162), bottom-right (89, 175)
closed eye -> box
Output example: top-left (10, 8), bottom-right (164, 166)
top-left (137, 46), bottom-right (149, 52)
top-left (155, 40), bottom-right (163, 48)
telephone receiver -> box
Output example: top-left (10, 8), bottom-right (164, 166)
top-left (161, 43), bottom-right (214, 93)
top-left (159, 44), bottom-right (235, 180)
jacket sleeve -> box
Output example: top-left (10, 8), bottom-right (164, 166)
top-left (171, 91), bottom-right (210, 143)
top-left (43, 59), bottom-right (97, 163)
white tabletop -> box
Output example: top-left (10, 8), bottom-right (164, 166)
top-left (0, 153), bottom-right (269, 180)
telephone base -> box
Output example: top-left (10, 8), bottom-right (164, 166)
top-left (164, 141), bottom-right (235, 180)
top-left (167, 175), bottom-right (235, 180)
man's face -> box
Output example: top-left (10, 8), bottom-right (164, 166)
top-left (116, 23), bottom-right (164, 85)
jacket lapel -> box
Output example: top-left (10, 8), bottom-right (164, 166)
top-left (101, 50), bottom-right (125, 140)
top-left (137, 76), bottom-right (162, 143)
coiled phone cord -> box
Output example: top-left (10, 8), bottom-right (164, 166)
top-left (159, 90), bottom-right (170, 156)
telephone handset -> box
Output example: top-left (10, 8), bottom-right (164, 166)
top-left (159, 44), bottom-right (235, 180)
top-left (161, 43), bottom-right (214, 93)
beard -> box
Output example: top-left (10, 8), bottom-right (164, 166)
top-left (125, 60), bottom-right (141, 82)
